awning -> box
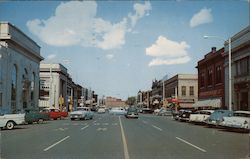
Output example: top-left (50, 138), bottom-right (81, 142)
top-left (192, 99), bottom-right (221, 108)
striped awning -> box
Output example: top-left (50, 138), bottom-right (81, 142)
top-left (193, 99), bottom-right (221, 108)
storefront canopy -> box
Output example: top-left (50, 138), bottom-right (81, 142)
top-left (192, 99), bottom-right (221, 108)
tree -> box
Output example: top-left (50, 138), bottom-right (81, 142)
top-left (126, 96), bottom-right (136, 106)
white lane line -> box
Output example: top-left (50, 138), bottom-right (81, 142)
top-left (81, 125), bottom-right (89, 130)
top-left (142, 120), bottom-right (148, 124)
top-left (176, 137), bottom-right (207, 153)
top-left (119, 116), bottom-right (130, 159)
top-left (152, 125), bottom-right (162, 131)
top-left (43, 136), bottom-right (70, 152)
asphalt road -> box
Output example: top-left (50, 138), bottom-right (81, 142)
top-left (0, 113), bottom-right (249, 159)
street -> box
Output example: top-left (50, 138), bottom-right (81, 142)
top-left (1, 113), bottom-right (249, 159)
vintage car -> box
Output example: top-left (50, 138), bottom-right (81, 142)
top-left (178, 110), bottom-right (195, 121)
top-left (220, 111), bottom-right (250, 130)
top-left (189, 110), bottom-right (214, 123)
top-left (97, 107), bottom-right (106, 114)
top-left (109, 107), bottom-right (127, 115)
top-left (205, 110), bottom-right (233, 126)
top-left (125, 107), bottom-right (139, 118)
top-left (40, 108), bottom-right (68, 120)
top-left (0, 111), bottom-right (25, 130)
top-left (25, 109), bottom-right (50, 124)
top-left (70, 107), bottom-right (94, 120)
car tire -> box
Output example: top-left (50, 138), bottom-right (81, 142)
top-left (6, 121), bottom-right (15, 130)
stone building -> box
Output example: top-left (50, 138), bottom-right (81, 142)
top-left (224, 26), bottom-right (250, 110)
top-left (163, 74), bottom-right (198, 108)
top-left (105, 96), bottom-right (126, 108)
top-left (0, 22), bottom-right (43, 113)
top-left (195, 47), bottom-right (225, 109)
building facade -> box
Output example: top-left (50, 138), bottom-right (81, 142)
top-left (151, 79), bottom-right (163, 109)
top-left (164, 74), bottom-right (198, 108)
top-left (105, 96), bottom-right (126, 108)
top-left (39, 63), bottom-right (73, 111)
top-left (0, 22), bottom-right (43, 113)
top-left (224, 26), bottom-right (250, 111)
top-left (195, 47), bottom-right (225, 109)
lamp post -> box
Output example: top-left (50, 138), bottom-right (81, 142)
top-left (203, 35), bottom-right (232, 111)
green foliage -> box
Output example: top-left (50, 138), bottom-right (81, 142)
top-left (126, 96), bottom-right (136, 106)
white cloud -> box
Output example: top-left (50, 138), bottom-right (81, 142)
top-left (128, 1), bottom-right (152, 27)
top-left (190, 8), bottom-right (213, 28)
top-left (27, 1), bottom-right (151, 50)
top-left (106, 54), bottom-right (114, 60)
top-left (146, 36), bottom-right (191, 66)
top-left (47, 54), bottom-right (57, 60)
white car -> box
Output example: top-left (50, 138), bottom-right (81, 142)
top-left (189, 110), bottom-right (214, 123)
top-left (0, 112), bottom-right (25, 130)
top-left (109, 107), bottom-right (127, 115)
top-left (220, 111), bottom-right (250, 130)
top-left (70, 107), bottom-right (94, 120)
top-left (97, 108), bottom-right (106, 113)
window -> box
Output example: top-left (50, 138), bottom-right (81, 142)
top-left (31, 72), bottom-right (35, 107)
top-left (181, 86), bottom-right (186, 96)
top-left (200, 72), bottom-right (205, 87)
top-left (11, 65), bottom-right (17, 113)
top-left (215, 65), bottom-right (222, 84)
top-left (0, 92), bottom-right (2, 107)
top-left (236, 57), bottom-right (249, 76)
top-left (190, 86), bottom-right (194, 96)
top-left (207, 69), bottom-right (213, 86)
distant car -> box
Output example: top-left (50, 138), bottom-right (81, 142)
top-left (0, 111), bottom-right (25, 130)
top-left (109, 107), bottom-right (127, 115)
top-left (141, 108), bottom-right (154, 114)
top-left (205, 110), bottom-right (233, 126)
top-left (97, 108), bottom-right (106, 113)
top-left (154, 108), bottom-right (161, 114)
top-left (125, 107), bottom-right (139, 118)
top-left (40, 108), bottom-right (68, 120)
top-left (220, 111), bottom-right (250, 130)
top-left (25, 109), bottom-right (50, 124)
top-left (189, 110), bottom-right (214, 123)
top-left (70, 107), bottom-right (94, 120)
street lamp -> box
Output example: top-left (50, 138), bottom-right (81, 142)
top-left (203, 35), bottom-right (232, 111)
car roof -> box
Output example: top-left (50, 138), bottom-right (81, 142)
top-left (234, 111), bottom-right (250, 114)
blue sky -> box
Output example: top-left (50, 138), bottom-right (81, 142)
top-left (0, 1), bottom-right (249, 99)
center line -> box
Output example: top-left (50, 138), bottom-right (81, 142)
top-left (152, 125), bottom-right (162, 131)
top-left (119, 116), bottom-right (130, 159)
top-left (81, 125), bottom-right (89, 130)
top-left (43, 136), bottom-right (70, 152)
top-left (176, 137), bottom-right (207, 153)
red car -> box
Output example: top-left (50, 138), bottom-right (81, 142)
top-left (40, 108), bottom-right (68, 120)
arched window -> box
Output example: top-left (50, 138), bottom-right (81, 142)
top-left (30, 72), bottom-right (35, 107)
top-left (22, 68), bottom-right (29, 109)
top-left (11, 64), bottom-right (17, 113)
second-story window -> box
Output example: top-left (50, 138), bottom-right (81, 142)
top-left (190, 86), bottom-right (194, 96)
top-left (200, 72), bottom-right (205, 87)
top-left (207, 69), bottom-right (213, 86)
top-left (215, 66), bottom-right (222, 84)
top-left (181, 86), bottom-right (186, 96)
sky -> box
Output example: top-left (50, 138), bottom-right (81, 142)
top-left (0, 0), bottom-right (249, 100)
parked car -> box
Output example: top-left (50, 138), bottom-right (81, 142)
top-left (220, 111), bottom-right (250, 130)
top-left (109, 107), bottom-right (127, 115)
top-left (157, 108), bottom-right (172, 116)
top-left (125, 107), bottom-right (139, 118)
top-left (97, 107), bottom-right (106, 114)
top-left (189, 110), bottom-right (214, 123)
top-left (40, 108), bottom-right (68, 120)
top-left (0, 111), bottom-right (25, 130)
top-left (178, 110), bottom-right (194, 121)
top-left (205, 110), bottom-right (233, 126)
top-left (141, 108), bottom-right (154, 114)
top-left (24, 109), bottom-right (50, 124)
top-left (70, 107), bottom-right (94, 120)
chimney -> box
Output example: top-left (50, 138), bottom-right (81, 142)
top-left (211, 47), bottom-right (216, 53)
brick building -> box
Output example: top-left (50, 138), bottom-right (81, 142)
top-left (195, 47), bottom-right (225, 109)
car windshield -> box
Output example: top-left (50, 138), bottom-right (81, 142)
top-left (1, 1), bottom-right (249, 159)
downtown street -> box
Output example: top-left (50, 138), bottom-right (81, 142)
top-left (1, 113), bottom-right (249, 159)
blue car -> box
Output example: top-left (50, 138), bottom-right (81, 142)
top-left (205, 110), bottom-right (233, 126)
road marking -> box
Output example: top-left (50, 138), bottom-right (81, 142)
top-left (103, 123), bottom-right (109, 125)
top-left (81, 125), bottom-right (89, 130)
top-left (43, 136), bottom-right (70, 152)
top-left (119, 116), bottom-right (130, 159)
top-left (142, 120), bottom-right (148, 124)
top-left (176, 137), bottom-right (207, 153)
top-left (94, 123), bottom-right (100, 126)
top-left (152, 125), bottom-right (162, 131)
top-left (112, 123), bottom-right (118, 126)
top-left (97, 127), bottom-right (107, 131)
top-left (62, 123), bottom-right (69, 125)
